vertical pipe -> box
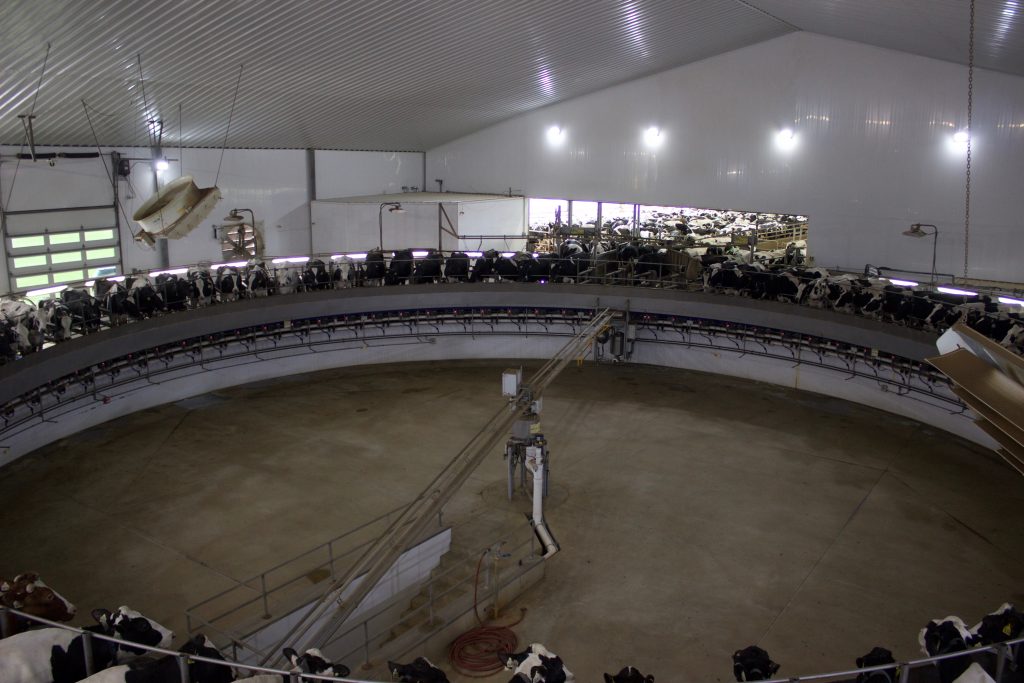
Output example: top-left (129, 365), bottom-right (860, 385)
top-left (898, 662), bottom-right (911, 683)
top-left (362, 621), bottom-right (370, 667)
top-left (178, 654), bottom-right (191, 683)
top-left (306, 148), bottom-right (316, 255)
top-left (328, 541), bottom-right (336, 580)
top-left (82, 631), bottom-right (95, 676)
top-left (260, 574), bottom-right (270, 618)
top-left (995, 644), bottom-right (1008, 683)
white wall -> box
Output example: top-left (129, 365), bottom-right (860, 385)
top-left (456, 198), bottom-right (527, 252)
top-left (311, 200), bottom-right (450, 253)
top-left (314, 150), bottom-right (424, 199)
top-left (426, 32), bottom-right (1024, 283)
top-left (0, 147), bottom-right (426, 290)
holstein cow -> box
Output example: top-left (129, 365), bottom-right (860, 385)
top-left (0, 606), bottom-right (173, 683)
top-left (101, 282), bottom-right (140, 325)
top-left (604, 666), bottom-right (655, 683)
top-left (0, 298), bottom-right (45, 355)
top-left (235, 646), bottom-right (351, 682)
top-left (62, 287), bottom-right (102, 335)
top-left (154, 274), bottom-right (191, 312)
top-left (388, 657), bottom-right (450, 683)
top-left (502, 643), bottom-right (574, 683)
top-left (920, 616), bottom-right (973, 683)
top-left (187, 268), bottom-right (216, 307)
top-left (246, 261), bottom-right (273, 297)
top-left (412, 250), bottom-right (444, 284)
top-left (386, 249), bottom-right (415, 286)
top-left (127, 275), bottom-right (163, 317)
top-left (970, 603), bottom-right (1024, 645)
top-left (855, 647), bottom-right (898, 683)
top-left (331, 257), bottom-right (355, 289)
top-left (36, 299), bottom-right (74, 343)
top-left (364, 250), bottom-right (387, 284)
top-left (214, 267), bottom-right (244, 302)
top-left (0, 572), bottom-right (76, 636)
top-left (78, 634), bottom-right (232, 683)
top-left (443, 252), bottom-right (471, 282)
top-left (732, 645), bottom-right (780, 681)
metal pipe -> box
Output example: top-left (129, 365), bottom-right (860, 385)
top-left (82, 631), bottom-right (95, 675)
top-left (178, 654), bottom-right (191, 683)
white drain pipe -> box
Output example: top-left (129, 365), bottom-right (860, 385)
top-left (527, 448), bottom-right (559, 558)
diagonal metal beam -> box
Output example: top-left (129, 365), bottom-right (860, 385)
top-left (260, 308), bottom-right (614, 665)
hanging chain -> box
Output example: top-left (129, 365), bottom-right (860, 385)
top-left (963, 0), bottom-right (975, 280)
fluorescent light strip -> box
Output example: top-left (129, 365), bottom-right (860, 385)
top-left (887, 278), bottom-right (918, 287)
top-left (26, 284), bottom-right (68, 297)
top-left (465, 252), bottom-right (483, 258)
top-left (271, 256), bottom-right (310, 265)
top-left (210, 261), bottom-right (248, 269)
top-left (998, 296), bottom-right (1024, 306)
top-left (150, 267), bottom-right (188, 277)
top-left (937, 286), bottom-right (979, 296)
top-left (412, 250), bottom-right (429, 258)
top-left (501, 252), bottom-right (516, 258)
top-left (108, 276), bottom-right (126, 282)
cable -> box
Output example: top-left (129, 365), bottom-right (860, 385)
top-left (5, 42), bottom-right (51, 209)
top-left (215, 64), bottom-right (245, 187)
top-left (447, 549), bottom-right (524, 677)
top-left (81, 99), bottom-right (137, 239)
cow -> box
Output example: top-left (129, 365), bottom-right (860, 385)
top-left (188, 268), bottom-right (216, 307)
top-left (62, 287), bottom-right (102, 334)
top-left (0, 606), bottom-right (173, 683)
top-left (331, 257), bottom-right (355, 289)
top-left (950, 663), bottom-right (997, 683)
top-left (493, 253), bottom-right (521, 281)
top-left (732, 645), bottom-right (779, 681)
top-left (469, 250), bottom-right (499, 282)
top-left (78, 634), bottom-right (232, 683)
top-left (214, 267), bottom-right (244, 302)
top-left (386, 249), bottom-right (415, 285)
top-left (364, 250), bottom-right (387, 284)
top-left (154, 274), bottom-right (190, 312)
top-left (35, 298), bottom-right (74, 342)
top-left (0, 572), bottom-right (76, 636)
top-left (443, 252), bottom-right (471, 282)
top-left (970, 603), bottom-right (1024, 645)
top-left (604, 666), bottom-right (654, 683)
top-left (920, 617), bottom-right (973, 683)
top-left (246, 261), bottom-right (273, 297)
top-left (1, 299), bottom-right (45, 355)
top-left (101, 283), bottom-right (140, 325)
top-left (304, 259), bottom-right (332, 290)
top-left (388, 656), bottom-right (449, 683)
top-left (855, 647), bottom-right (897, 683)
top-left (235, 647), bottom-right (350, 682)
top-left (127, 275), bottom-right (163, 317)
top-left (502, 643), bottom-right (573, 683)
top-left (412, 250), bottom-right (444, 284)
top-left (0, 319), bottom-right (21, 364)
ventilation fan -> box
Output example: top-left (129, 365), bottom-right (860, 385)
top-left (132, 175), bottom-right (221, 246)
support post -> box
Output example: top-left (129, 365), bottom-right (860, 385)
top-left (177, 654), bottom-right (191, 683)
top-left (82, 631), bottom-right (95, 676)
top-left (260, 574), bottom-right (270, 619)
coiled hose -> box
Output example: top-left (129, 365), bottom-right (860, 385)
top-left (447, 548), bottom-right (526, 677)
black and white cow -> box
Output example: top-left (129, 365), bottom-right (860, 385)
top-left (0, 572), bottom-right (77, 636)
top-left (1, 299), bottom-right (45, 355)
top-left (388, 656), bottom-right (449, 683)
top-left (214, 267), bottom-right (244, 302)
top-left (35, 298), bottom-right (74, 342)
top-left (386, 249), bottom-right (415, 285)
top-left (502, 643), bottom-right (574, 683)
top-left (304, 259), bottom-right (332, 290)
top-left (188, 269), bottom-right (216, 307)
top-left (855, 647), bottom-right (897, 683)
top-left (331, 257), bottom-right (355, 289)
top-left (920, 616), bottom-right (973, 683)
top-left (101, 282), bottom-right (139, 325)
top-left (732, 645), bottom-right (780, 681)
top-left (154, 274), bottom-right (191, 312)
top-left (246, 262), bottom-right (273, 298)
top-left (469, 250), bottom-right (499, 282)
top-left (364, 250), bottom-right (387, 284)
top-left (79, 634), bottom-right (232, 683)
top-left (970, 603), bottom-right (1024, 645)
top-left (443, 252), bottom-right (471, 282)
top-left (412, 250), bottom-right (444, 284)
top-left (62, 287), bottom-right (102, 335)
top-left (0, 606), bottom-right (173, 683)
top-left (127, 275), bottom-right (163, 317)
top-left (604, 666), bottom-right (654, 683)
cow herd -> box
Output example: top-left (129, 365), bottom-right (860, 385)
top-left (0, 243), bottom-right (1020, 367)
top-left (1, 571), bottom-right (1022, 683)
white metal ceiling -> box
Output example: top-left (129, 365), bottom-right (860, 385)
top-left (0, 0), bottom-right (1018, 151)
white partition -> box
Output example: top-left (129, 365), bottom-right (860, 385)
top-left (314, 150), bottom-right (423, 199)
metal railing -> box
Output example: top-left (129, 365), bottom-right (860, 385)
top-left (0, 606), bottom-right (368, 683)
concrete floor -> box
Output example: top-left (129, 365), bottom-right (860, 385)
top-left (1, 361), bottom-right (1022, 682)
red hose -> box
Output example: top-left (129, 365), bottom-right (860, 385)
top-left (447, 550), bottom-right (525, 677)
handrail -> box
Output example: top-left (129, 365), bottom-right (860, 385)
top-left (0, 606), bottom-right (370, 682)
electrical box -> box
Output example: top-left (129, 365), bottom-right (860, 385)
top-left (502, 368), bottom-right (522, 398)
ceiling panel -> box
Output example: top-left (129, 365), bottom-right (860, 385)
top-left (0, 0), bottom-right (792, 150)
top-left (0, 0), bottom-right (1019, 152)
top-left (749, 0), bottom-right (1024, 77)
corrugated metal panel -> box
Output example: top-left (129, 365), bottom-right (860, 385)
top-left (750, 0), bottom-right (1024, 77)
top-left (0, 0), bottom-right (792, 150)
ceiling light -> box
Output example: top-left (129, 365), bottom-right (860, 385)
top-left (149, 267), bottom-right (188, 276)
top-left (465, 251), bottom-right (484, 258)
top-left (937, 286), bottom-right (978, 296)
top-left (775, 128), bottom-right (797, 151)
top-left (501, 252), bottom-right (516, 258)
top-left (887, 278), bottom-right (919, 287)
top-left (210, 261), bottom-right (248, 269)
top-left (643, 126), bottom-right (662, 148)
top-left (154, 158), bottom-right (169, 172)
top-left (949, 130), bottom-right (970, 153)
top-left (271, 256), bottom-right (310, 264)
top-left (546, 126), bottom-right (565, 145)
top-left (412, 250), bottom-right (429, 258)
top-left (27, 284), bottom-right (68, 297)
top-left (998, 296), bottom-right (1024, 306)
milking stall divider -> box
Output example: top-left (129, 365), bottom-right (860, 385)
top-left (257, 308), bottom-right (617, 667)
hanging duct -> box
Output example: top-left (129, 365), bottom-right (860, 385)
top-left (132, 175), bottom-right (221, 246)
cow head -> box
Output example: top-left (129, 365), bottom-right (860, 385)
top-left (605, 667), bottom-right (655, 683)
top-left (181, 634), bottom-right (233, 683)
top-left (0, 573), bottom-right (76, 621)
top-left (388, 657), bottom-right (448, 683)
top-left (110, 605), bottom-right (174, 653)
top-left (284, 646), bottom-right (351, 678)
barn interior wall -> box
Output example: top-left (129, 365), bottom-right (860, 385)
top-left (426, 32), bottom-right (1024, 283)
top-left (0, 147), bottom-right (425, 291)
